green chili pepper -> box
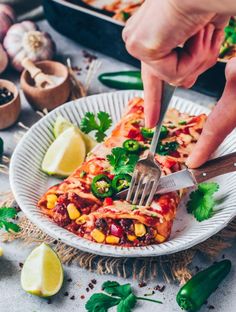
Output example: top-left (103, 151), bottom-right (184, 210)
top-left (112, 174), bottom-right (131, 192)
top-left (176, 259), bottom-right (231, 312)
top-left (123, 139), bottom-right (140, 153)
top-left (91, 174), bottom-right (113, 198)
top-left (141, 126), bottom-right (168, 140)
top-left (98, 71), bottom-right (143, 90)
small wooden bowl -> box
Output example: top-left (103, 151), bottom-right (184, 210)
top-left (20, 60), bottom-right (70, 111)
top-left (0, 79), bottom-right (21, 130)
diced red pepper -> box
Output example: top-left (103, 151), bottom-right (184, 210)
top-left (127, 128), bottom-right (139, 139)
top-left (103, 197), bottom-right (113, 206)
top-left (163, 157), bottom-right (177, 168)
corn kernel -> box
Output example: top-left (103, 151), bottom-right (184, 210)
top-left (46, 194), bottom-right (58, 209)
top-left (106, 235), bottom-right (120, 244)
top-left (127, 234), bottom-right (137, 242)
top-left (155, 233), bottom-right (166, 243)
top-left (67, 203), bottom-right (81, 220)
top-left (91, 229), bottom-right (105, 243)
top-left (75, 215), bottom-right (87, 225)
top-left (47, 202), bottom-right (55, 209)
top-left (134, 223), bottom-right (146, 237)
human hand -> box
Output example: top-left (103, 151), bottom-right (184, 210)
top-left (186, 57), bottom-right (236, 168)
top-left (122, 0), bottom-right (229, 127)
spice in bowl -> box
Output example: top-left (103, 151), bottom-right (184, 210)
top-left (0, 87), bottom-right (14, 106)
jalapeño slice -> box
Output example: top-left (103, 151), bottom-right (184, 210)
top-left (91, 174), bottom-right (113, 198)
top-left (123, 139), bottom-right (140, 153)
top-left (112, 174), bottom-right (132, 193)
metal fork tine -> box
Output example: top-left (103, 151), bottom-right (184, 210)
top-left (132, 174), bottom-right (145, 205)
top-left (126, 171), bottom-right (139, 202)
top-left (138, 176), bottom-right (152, 206)
top-left (145, 178), bottom-right (160, 207)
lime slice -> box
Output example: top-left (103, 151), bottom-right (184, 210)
top-left (53, 115), bottom-right (97, 153)
top-left (21, 243), bottom-right (63, 297)
top-left (42, 127), bottom-right (86, 177)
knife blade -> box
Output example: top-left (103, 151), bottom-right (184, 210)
top-left (116, 152), bottom-right (236, 199)
top-left (116, 169), bottom-right (196, 199)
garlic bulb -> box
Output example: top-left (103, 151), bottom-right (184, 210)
top-left (3, 21), bottom-right (56, 72)
top-left (0, 4), bottom-right (15, 42)
top-left (0, 43), bottom-right (8, 74)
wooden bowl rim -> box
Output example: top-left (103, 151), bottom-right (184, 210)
top-left (20, 60), bottom-right (69, 91)
top-left (0, 79), bottom-right (20, 109)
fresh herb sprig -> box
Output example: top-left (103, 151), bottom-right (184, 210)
top-left (80, 111), bottom-right (112, 143)
top-left (0, 207), bottom-right (20, 232)
top-left (107, 147), bottom-right (139, 175)
top-left (85, 281), bottom-right (162, 312)
top-left (187, 182), bottom-right (219, 222)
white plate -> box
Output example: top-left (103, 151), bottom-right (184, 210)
top-left (10, 91), bottom-right (236, 257)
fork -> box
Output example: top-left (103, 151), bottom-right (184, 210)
top-left (126, 83), bottom-right (176, 206)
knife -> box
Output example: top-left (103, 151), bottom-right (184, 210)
top-left (116, 151), bottom-right (236, 198)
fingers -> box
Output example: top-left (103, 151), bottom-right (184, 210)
top-left (142, 24), bottom-right (223, 87)
top-left (186, 57), bottom-right (236, 168)
top-left (142, 62), bottom-right (162, 128)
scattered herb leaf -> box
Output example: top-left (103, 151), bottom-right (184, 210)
top-left (107, 147), bottom-right (139, 175)
top-left (80, 111), bottom-right (112, 143)
top-left (0, 207), bottom-right (20, 232)
top-left (85, 293), bottom-right (120, 312)
top-left (187, 182), bottom-right (219, 221)
top-left (178, 120), bottom-right (187, 125)
top-left (86, 281), bottom-right (162, 312)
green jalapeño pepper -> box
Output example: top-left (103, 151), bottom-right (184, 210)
top-left (98, 71), bottom-right (143, 90)
top-left (141, 126), bottom-right (168, 140)
top-left (123, 139), bottom-right (140, 153)
top-left (176, 259), bottom-right (231, 312)
top-left (91, 174), bottom-right (113, 198)
top-left (112, 174), bottom-right (131, 192)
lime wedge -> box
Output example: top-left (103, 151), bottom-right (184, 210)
top-left (42, 127), bottom-right (86, 177)
top-left (21, 243), bottom-right (63, 297)
top-left (53, 115), bottom-right (97, 153)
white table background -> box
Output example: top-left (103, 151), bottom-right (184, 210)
top-left (0, 20), bottom-right (235, 312)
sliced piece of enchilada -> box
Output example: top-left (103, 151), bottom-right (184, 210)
top-left (38, 97), bottom-right (206, 246)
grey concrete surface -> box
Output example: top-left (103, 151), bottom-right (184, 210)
top-left (0, 20), bottom-right (235, 312)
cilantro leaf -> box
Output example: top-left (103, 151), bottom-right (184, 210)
top-left (156, 141), bottom-right (179, 156)
top-left (102, 281), bottom-right (132, 298)
top-left (86, 280), bottom-right (162, 312)
top-left (80, 112), bottom-right (112, 143)
top-left (0, 207), bottom-right (20, 233)
top-left (85, 293), bottom-right (120, 312)
top-left (117, 293), bottom-right (137, 312)
top-left (187, 182), bottom-right (219, 222)
top-left (107, 148), bottom-right (139, 175)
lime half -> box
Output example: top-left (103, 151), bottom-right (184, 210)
top-left (53, 115), bottom-right (97, 153)
top-left (42, 127), bottom-right (86, 177)
top-left (21, 243), bottom-right (63, 297)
